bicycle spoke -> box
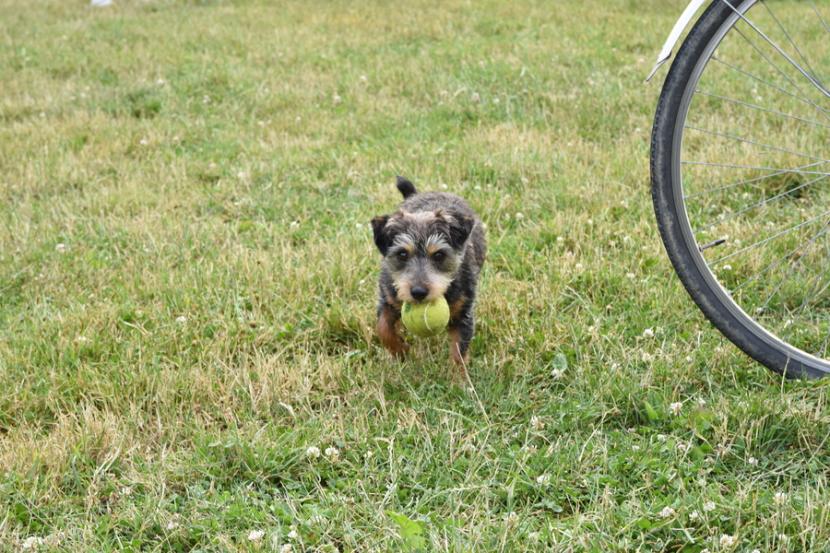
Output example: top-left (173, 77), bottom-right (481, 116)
top-left (684, 124), bottom-right (827, 162)
top-left (711, 208), bottom-right (830, 266)
top-left (721, 0), bottom-right (830, 99)
top-left (711, 56), bottom-right (830, 122)
top-left (694, 90), bottom-right (830, 130)
top-left (731, 220), bottom-right (830, 294)
top-left (761, 1), bottom-right (825, 88)
top-left (695, 172), bottom-right (830, 233)
top-left (683, 159), bottom-right (830, 175)
top-left (730, 24), bottom-right (830, 123)
top-left (685, 159), bottom-right (830, 199)
top-left (757, 222), bottom-right (830, 312)
top-left (812, 2), bottom-right (830, 36)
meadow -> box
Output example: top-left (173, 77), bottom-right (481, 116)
top-left (2, 0), bottom-right (830, 550)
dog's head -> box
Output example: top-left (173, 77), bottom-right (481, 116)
top-left (371, 209), bottom-right (474, 303)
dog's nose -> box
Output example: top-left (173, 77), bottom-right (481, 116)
top-left (411, 286), bottom-right (428, 301)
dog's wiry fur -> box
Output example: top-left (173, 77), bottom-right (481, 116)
top-left (371, 176), bottom-right (486, 376)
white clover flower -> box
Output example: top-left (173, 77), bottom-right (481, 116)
top-left (248, 530), bottom-right (265, 542)
top-left (166, 521), bottom-right (179, 530)
top-left (471, 92), bottom-right (481, 103)
top-left (359, 75), bottom-right (368, 83)
top-left (642, 328), bottom-right (655, 338)
top-left (505, 511), bottom-right (518, 525)
top-left (281, 545), bottom-right (293, 553)
top-left (774, 491), bottom-right (787, 505)
top-left (669, 402), bottom-right (683, 416)
top-left (325, 446), bottom-right (340, 461)
top-left (461, 442), bottom-right (477, 453)
top-left (528, 531), bottom-right (540, 542)
top-left (287, 529), bottom-right (298, 540)
top-left (719, 534), bottom-right (735, 548)
top-left (536, 473), bottom-right (551, 486)
top-left (21, 537), bottom-right (45, 550)
top-left (289, 221), bottom-right (300, 230)
top-left (689, 510), bottom-right (700, 520)
top-left (747, 457), bottom-right (758, 466)
top-left (515, 212), bottom-right (525, 220)
top-left (530, 415), bottom-right (545, 431)
top-left (175, 316), bottom-right (187, 324)
top-left (306, 446), bottom-right (321, 458)
top-left (659, 506), bottom-right (675, 518)
top-left (333, 94), bottom-right (342, 105)
top-left (139, 138), bottom-right (149, 146)
top-left (520, 444), bottom-right (537, 455)
top-left (550, 368), bottom-right (565, 380)
top-left (55, 243), bottom-right (68, 253)
top-left (703, 501), bottom-right (716, 512)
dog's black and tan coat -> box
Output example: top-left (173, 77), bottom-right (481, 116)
top-left (371, 177), bottom-right (486, 375)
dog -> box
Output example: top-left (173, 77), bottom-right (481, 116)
top-left (371, 176), bottom-right (486, 376)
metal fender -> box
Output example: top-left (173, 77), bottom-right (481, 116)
top-left (646, 0), bottom-right (709, 81)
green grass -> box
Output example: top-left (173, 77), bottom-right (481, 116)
top-left (2, 0), bottom-right (830, 551)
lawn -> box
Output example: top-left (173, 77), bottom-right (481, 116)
top-left (2, 0), bottom-right (830, 551)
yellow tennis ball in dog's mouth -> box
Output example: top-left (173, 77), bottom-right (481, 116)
top-left (401, 297), bottom-right (450, 337)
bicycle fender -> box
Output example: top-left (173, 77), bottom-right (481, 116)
top-left (646, 0), bottom-right (709, 81)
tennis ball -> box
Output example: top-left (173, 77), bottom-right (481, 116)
top-left (401, 297), bottom-right (450, 337)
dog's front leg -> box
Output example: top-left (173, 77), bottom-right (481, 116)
top-left (377, 302), bottom-right (408, 359)
top-left (449, 308), bottom-right (474, 377)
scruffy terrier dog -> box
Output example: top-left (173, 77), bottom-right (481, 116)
top-left (371, 177), bottom-right (486, 376)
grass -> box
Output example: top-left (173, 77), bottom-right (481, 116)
top-left (2, 0), bottom-right (830, 551)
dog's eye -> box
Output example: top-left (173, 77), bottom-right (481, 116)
top-left (432, 251), bottom-right (446, 263)
top-left (396, 250), bottom-right (409, 261)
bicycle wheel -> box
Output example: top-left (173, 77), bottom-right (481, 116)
top-left (652, 0), bottom-right (830, 377)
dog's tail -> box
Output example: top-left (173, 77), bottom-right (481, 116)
top-left (396, 176), bottom-right (417, 199)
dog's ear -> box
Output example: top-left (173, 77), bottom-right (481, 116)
top-left (447, 213), bottom-right (475, 249)
top-left (371, 215), bottom-right (392, 255)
